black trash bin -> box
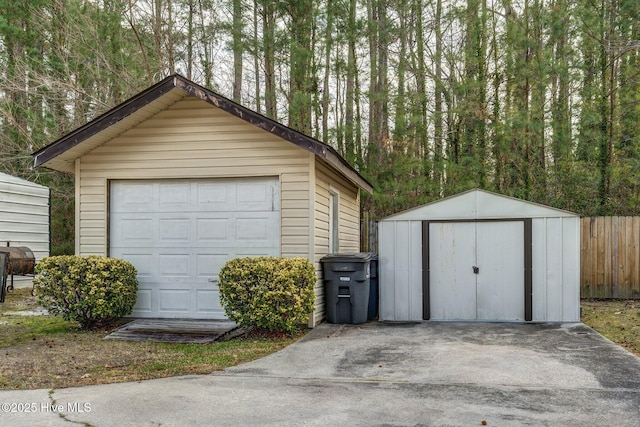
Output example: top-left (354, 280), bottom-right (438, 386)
top-left (367, 253), bottom-right (378, 320)
top-left (321, 253), bottom-right (372, 324)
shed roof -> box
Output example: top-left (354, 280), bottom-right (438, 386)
top-left (383, 189), bottom-right (578, 221)
top-left (32, 74), bottom-right (372, 194)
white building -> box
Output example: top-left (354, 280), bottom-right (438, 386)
top-left (0, 172), bottom-right (50, 281)
top-left (379, 189), bottom-right (580, 323)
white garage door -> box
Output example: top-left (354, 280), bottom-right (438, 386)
top-left (429, 221), bottom-right (525, 321)
top-left (110, 178), bottom-right (280, 319)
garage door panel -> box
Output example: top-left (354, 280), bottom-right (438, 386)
top-left (119, 218), bottom-right (153, 242)
top-left (196, 182), bottom-right (231, 207)
top-left (114, 183), bottom-right (154, 211)
top-left (235, 212), bottom-right (279, 243)
top-left (236, 181), bottom-right (277, 211)
top-left (110, 178), bottom-right (280, 319)
top-left (158, 254), bottom-right (191, 277)
top-left (196, 219), bottom-right (229, 241)
top-left (133, 289), bottom-right (153, 313)
top-left (195, 290), bottom-right (222, 315)
top-left (159, 182), bottom-right (190, 206)
top-left (118, 253), bottom-right (154, 277)
top-left (196, 253), bottom-right (228, 278)
top-left (236, 217), bottom-right (270, 241)
top-left (159, 219), bottom-right (190, 241)
top-left (158, 290), bottom-right (190, 313)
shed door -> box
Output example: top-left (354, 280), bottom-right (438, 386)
top-left (110, 178), bottom-right (280, 319)
top-left (429, 221), bottom-right (525, 321)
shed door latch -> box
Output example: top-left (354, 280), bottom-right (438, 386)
top-left (472, 266), bottom-right (479, 274)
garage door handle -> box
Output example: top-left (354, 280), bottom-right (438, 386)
top-left (209, 278), bottom-right (219, 283)
top-left (473, 266), bottom-right (479, 274)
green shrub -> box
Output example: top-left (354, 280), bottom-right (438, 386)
top-left (33, 255), bottom-right (138, 329)
top-left (218, 257), bottom-right (316, 334)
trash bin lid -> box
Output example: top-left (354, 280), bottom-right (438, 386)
top-left (320, 252), bottom-right (373, 263)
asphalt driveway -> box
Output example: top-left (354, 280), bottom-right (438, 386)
top-left (2, 322), bottom-right (640, 426)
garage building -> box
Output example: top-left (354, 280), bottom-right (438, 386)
top-left (32, 75), bottom-right (372, 324)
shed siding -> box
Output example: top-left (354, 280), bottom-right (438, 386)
top-left (531, 219), bottom-right (548, 321)
top-left (532, 217), bottom-right (581, 322)
top-left (379, 220), bottom-right (423, 321)
top-left (380, 215), bottom-right (580, 322)
top-left (0, 176), bottom-right (49, 261)
top-left (561, 218), bottom-right (581, 321)
top-left (76, 97), bottom-right (311, 258)
top-left (312, 160), bottom-right (361, 323)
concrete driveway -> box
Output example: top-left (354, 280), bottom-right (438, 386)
top-left (2, 322), bottom-right (640, 426)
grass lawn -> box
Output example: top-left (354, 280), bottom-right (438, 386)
top-left (0, 288), bottom-right (301, 390)
top-left (580, 299), bottom-right (640, 356)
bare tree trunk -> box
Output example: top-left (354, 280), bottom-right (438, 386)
top-left (368, 0), bottom-right (389, 150)
top-left (366, 0), bottom-right (378, 155)
top-left (345, 0), bottom-right (357, 162)
top-left (377, 0), bottom-right (389, 144)
top-left (287, 0), bottom-right (314, 134)
top-left (197, 0), bottom-right (213, 87)
top-left (167, 0), bottom-right (174, 74)
top-left (433, 0), bottom-right (444, 193)
top-left (253, 0), bottom-right (261, 113)
top-left (232, 0), bottom-right (244, 102)
top-left (491, 5), bottom-right (504, 191)
top-left (187, 0), bottom-right (194, 80)
top-left (262, 0), bottom-right (276, 118)
top-left (321, 0), bottom-right (334, 143)
top-left (393, 0), bottom-right (407, 143)
top-left (413, 0), bottom-right (429, 183)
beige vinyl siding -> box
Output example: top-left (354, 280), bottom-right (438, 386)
top-left (280, 171), bottom-right (313, 258)
top-left (47, 88), bottom-right (190, 174)
top-left (312, 160), bottom-right (361, 323)
top-left (76, 96), bottom-right (311, 257)
top-left (315, 161), bottom-right (360, 253)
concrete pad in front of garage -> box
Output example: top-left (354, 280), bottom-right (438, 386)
top-left (1, 322), bottom-right (639, 426)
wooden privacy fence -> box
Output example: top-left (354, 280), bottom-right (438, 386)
top-left (581, 216), bottom-right (640, 299)
top-left (360, 218), bottom-right (378, 253)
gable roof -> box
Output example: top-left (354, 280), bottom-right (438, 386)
top-left (32, 74), bottom-right (372, 193)
top-left (383, 188), bottom-right (577, 221)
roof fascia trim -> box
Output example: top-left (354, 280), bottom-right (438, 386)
top-left (33, 77), bottom-right (178, 168)
top-left (174, 76), bottom-right (373, 193)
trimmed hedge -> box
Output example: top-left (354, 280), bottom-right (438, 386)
top-left (218, 257), bottom-right (316, 333)
top-left (33, 255), bottom-right (138, 329)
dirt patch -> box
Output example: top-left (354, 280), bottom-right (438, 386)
top-left (0, 288), bottom-right (38, 313)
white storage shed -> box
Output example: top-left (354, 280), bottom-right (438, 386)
top-left (0, 172), bottom-right (50, 261)
top-left (378, 189), bottom-right (580, 322)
